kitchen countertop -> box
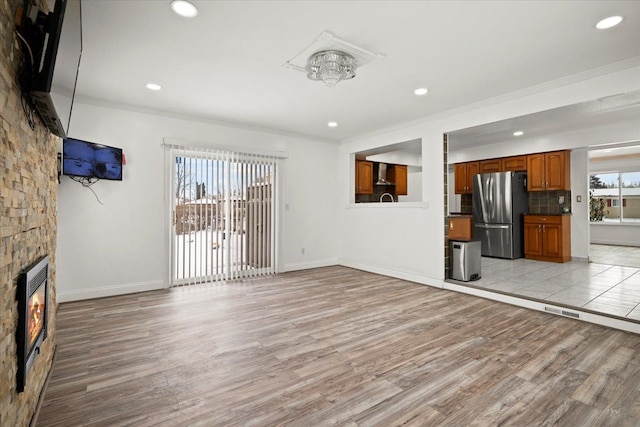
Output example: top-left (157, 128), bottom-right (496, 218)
top-left (525, 213), bottom-right (572, 216)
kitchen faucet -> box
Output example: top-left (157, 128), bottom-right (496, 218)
top-left (380, 192), bottom-right (394, 203)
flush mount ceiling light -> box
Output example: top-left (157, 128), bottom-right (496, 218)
top-left (146, 83), bottom-right (162, 91)
top-left (513, 131), bottom-right (524, 136)
top-left (414, 88), bottom-right (428, 96)
top-left (327, 121), bottom-right (338, 128)
top-left (596, 16), bottom-right (623, 29)
top-left (170, 0), bottom-right (198, 18)
top-left (306, 50), bottom-right (356, 87)
top-left (284, 31), bottom-right (384, 87)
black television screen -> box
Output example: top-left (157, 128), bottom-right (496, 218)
top-left (63, 138), bottom-right (123, 181)
top-left (19, 0), bottom-right (82, 138)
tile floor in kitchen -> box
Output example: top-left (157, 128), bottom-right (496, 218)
top-left (464, 244), bottom-right (640, 320)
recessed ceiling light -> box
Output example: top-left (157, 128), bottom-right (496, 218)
top-left (414, 88), bottom-right (428, 96)
top-left (327, 122), bottom-right (338, 128)
top-left (171, 0), bottom-right (198, 18)
top-left (146, 83), bottom-right (162, 91)
top-left (596, 16), bottom-right (623, 29)
top-left (513, 131), bottom-right (524, 136)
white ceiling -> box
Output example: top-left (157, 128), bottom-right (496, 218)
top-left (75, 1), bottom-right (640, 142)
top-left (447, 90), bottom-right (640, 150)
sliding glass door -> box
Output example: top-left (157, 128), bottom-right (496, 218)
top-left (168, 146), bottom-right (277, 286)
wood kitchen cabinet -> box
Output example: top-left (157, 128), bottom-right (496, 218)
top-left (524, 215), bottom-right (571, 263)
top-left (388, 164), bottom-right (408, 195)
top-left (502, 155), bottom-right (527, 171)
top-left (479, 159), bottom-right (502, 173)
top-left (448, 216), bottom-right (473, 241)
top-left (454, 161), bottom-right (479, 194)
top-left (527, 150), bottom-right (570, 191)
top-left (355, 160), bottom-right (373, 195)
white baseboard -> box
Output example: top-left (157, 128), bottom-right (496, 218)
top-left (56, 280), bottom-right (164, 303)
top-left (283, 258), bottom-right (338, 272)
top-left (338, 258), bottom-right (444, 289)
top-left (571, 256), bottom-right (589, 263)
top-left (591, 239), bottom-right (640, 247)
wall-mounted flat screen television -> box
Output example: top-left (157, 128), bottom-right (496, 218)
top-left (63, 138), bottom-right (123, 180)
top-left (17, 0), bottom-right (82, 138)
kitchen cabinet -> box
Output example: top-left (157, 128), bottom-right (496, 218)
top-left (355, 160), bottom-right (373, 195)
top-left (454, 161), bottom-right (479, 194)
top-left (388, 164), bottom-right (408, 195)
top-left (502, 155), bottom-right (527, 172)
top-left (524, 215), bottom-right (571, 263)
top-left (479, 159), bottom-right (502, 173)
top-left (527, 150), bottom-right (570, 191)
top-left (448, 216), bottom-right (472, 241)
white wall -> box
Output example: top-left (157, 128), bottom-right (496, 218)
top-left (338, 63), bottom-right (640, 287)
top-left (57, 102), bottom-right (338, 302)
top-left (570, 150), bottom-right (589, 261)
top-left (591, 224), bottom-right (640, 247)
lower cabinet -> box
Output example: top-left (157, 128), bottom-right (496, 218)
top-left (524, 215), bottom-right (571, 263)
top-left (448, 216), bottom-right (473, 241)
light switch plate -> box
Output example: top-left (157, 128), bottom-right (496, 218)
top-left (577, 195), bottom-right (582, 202)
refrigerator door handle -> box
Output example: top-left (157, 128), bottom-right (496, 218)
top-left (475, 223), bottom-right (510, 230)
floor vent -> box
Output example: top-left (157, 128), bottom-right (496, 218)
top-left (562, 310), bottom-right (580, 318)
top-left (545, 306), bottom-right (580, 319)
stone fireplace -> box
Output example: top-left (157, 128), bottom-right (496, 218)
top-left (1, 0), bottom-right (58, 425)
top-left (16, 256), bottom-right (50, 393)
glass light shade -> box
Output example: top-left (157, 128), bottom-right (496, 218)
top-left (306, 50), bottom-right (357, 87)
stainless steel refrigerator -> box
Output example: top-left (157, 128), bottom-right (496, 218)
top-left (472, 171), bottom-right (528, 259)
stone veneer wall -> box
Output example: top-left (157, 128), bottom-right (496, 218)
top-left (1, 1), bottom-right (58, 426)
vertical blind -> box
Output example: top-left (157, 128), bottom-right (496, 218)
top-left (167, 145), bottom-right (278, 287)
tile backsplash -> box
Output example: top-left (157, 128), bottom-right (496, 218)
top-left (458, 190), bottom-right (572, 215)
top-left (528, 190), bottom-right (572, 214)
top-left (460, 194), bottom-right (473, 214)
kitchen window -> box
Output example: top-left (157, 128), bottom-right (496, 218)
top-left (590, 171), bottom-right (640, 223)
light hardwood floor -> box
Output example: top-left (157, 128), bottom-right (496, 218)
top-left (38, 266), bottom-right (640, 426)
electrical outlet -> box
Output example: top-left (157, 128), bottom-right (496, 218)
top-left (577, 195), bottom-right (582, 202)
top-left (301, 248), bottom-right (305, 255)
top-left (558, 195), bottom-right (564, 204)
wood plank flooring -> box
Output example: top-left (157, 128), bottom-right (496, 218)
top-left (37, 266), bottom-right (640, 426)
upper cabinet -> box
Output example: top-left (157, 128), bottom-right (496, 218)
top-left (479, 159), bottom-right (502, 173)
top-left (479, 156), bottom-right (527, 173)
top-left (527, 150), bottom-right (570, 191)
top-left (355, 160), bottom-right (373, 194)
top-left (355, 161), bottom-right (408, 200)
top-left (454, 151), bottom-right (568, 194)
top-left (454, 161), bottom-right (479, 194)
top-left (388, 164), bottom-right (408, 195)
top-left (502, 155), bottom-right (527, 172)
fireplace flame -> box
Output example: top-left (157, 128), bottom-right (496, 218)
top-left (28, 292), bottom-right (45, 347)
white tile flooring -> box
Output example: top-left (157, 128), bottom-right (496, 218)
top-left (460, 244), bottom-right (640, 320)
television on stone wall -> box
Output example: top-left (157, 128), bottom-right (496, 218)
top-left (15, 0), bottom-right (83, 138)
